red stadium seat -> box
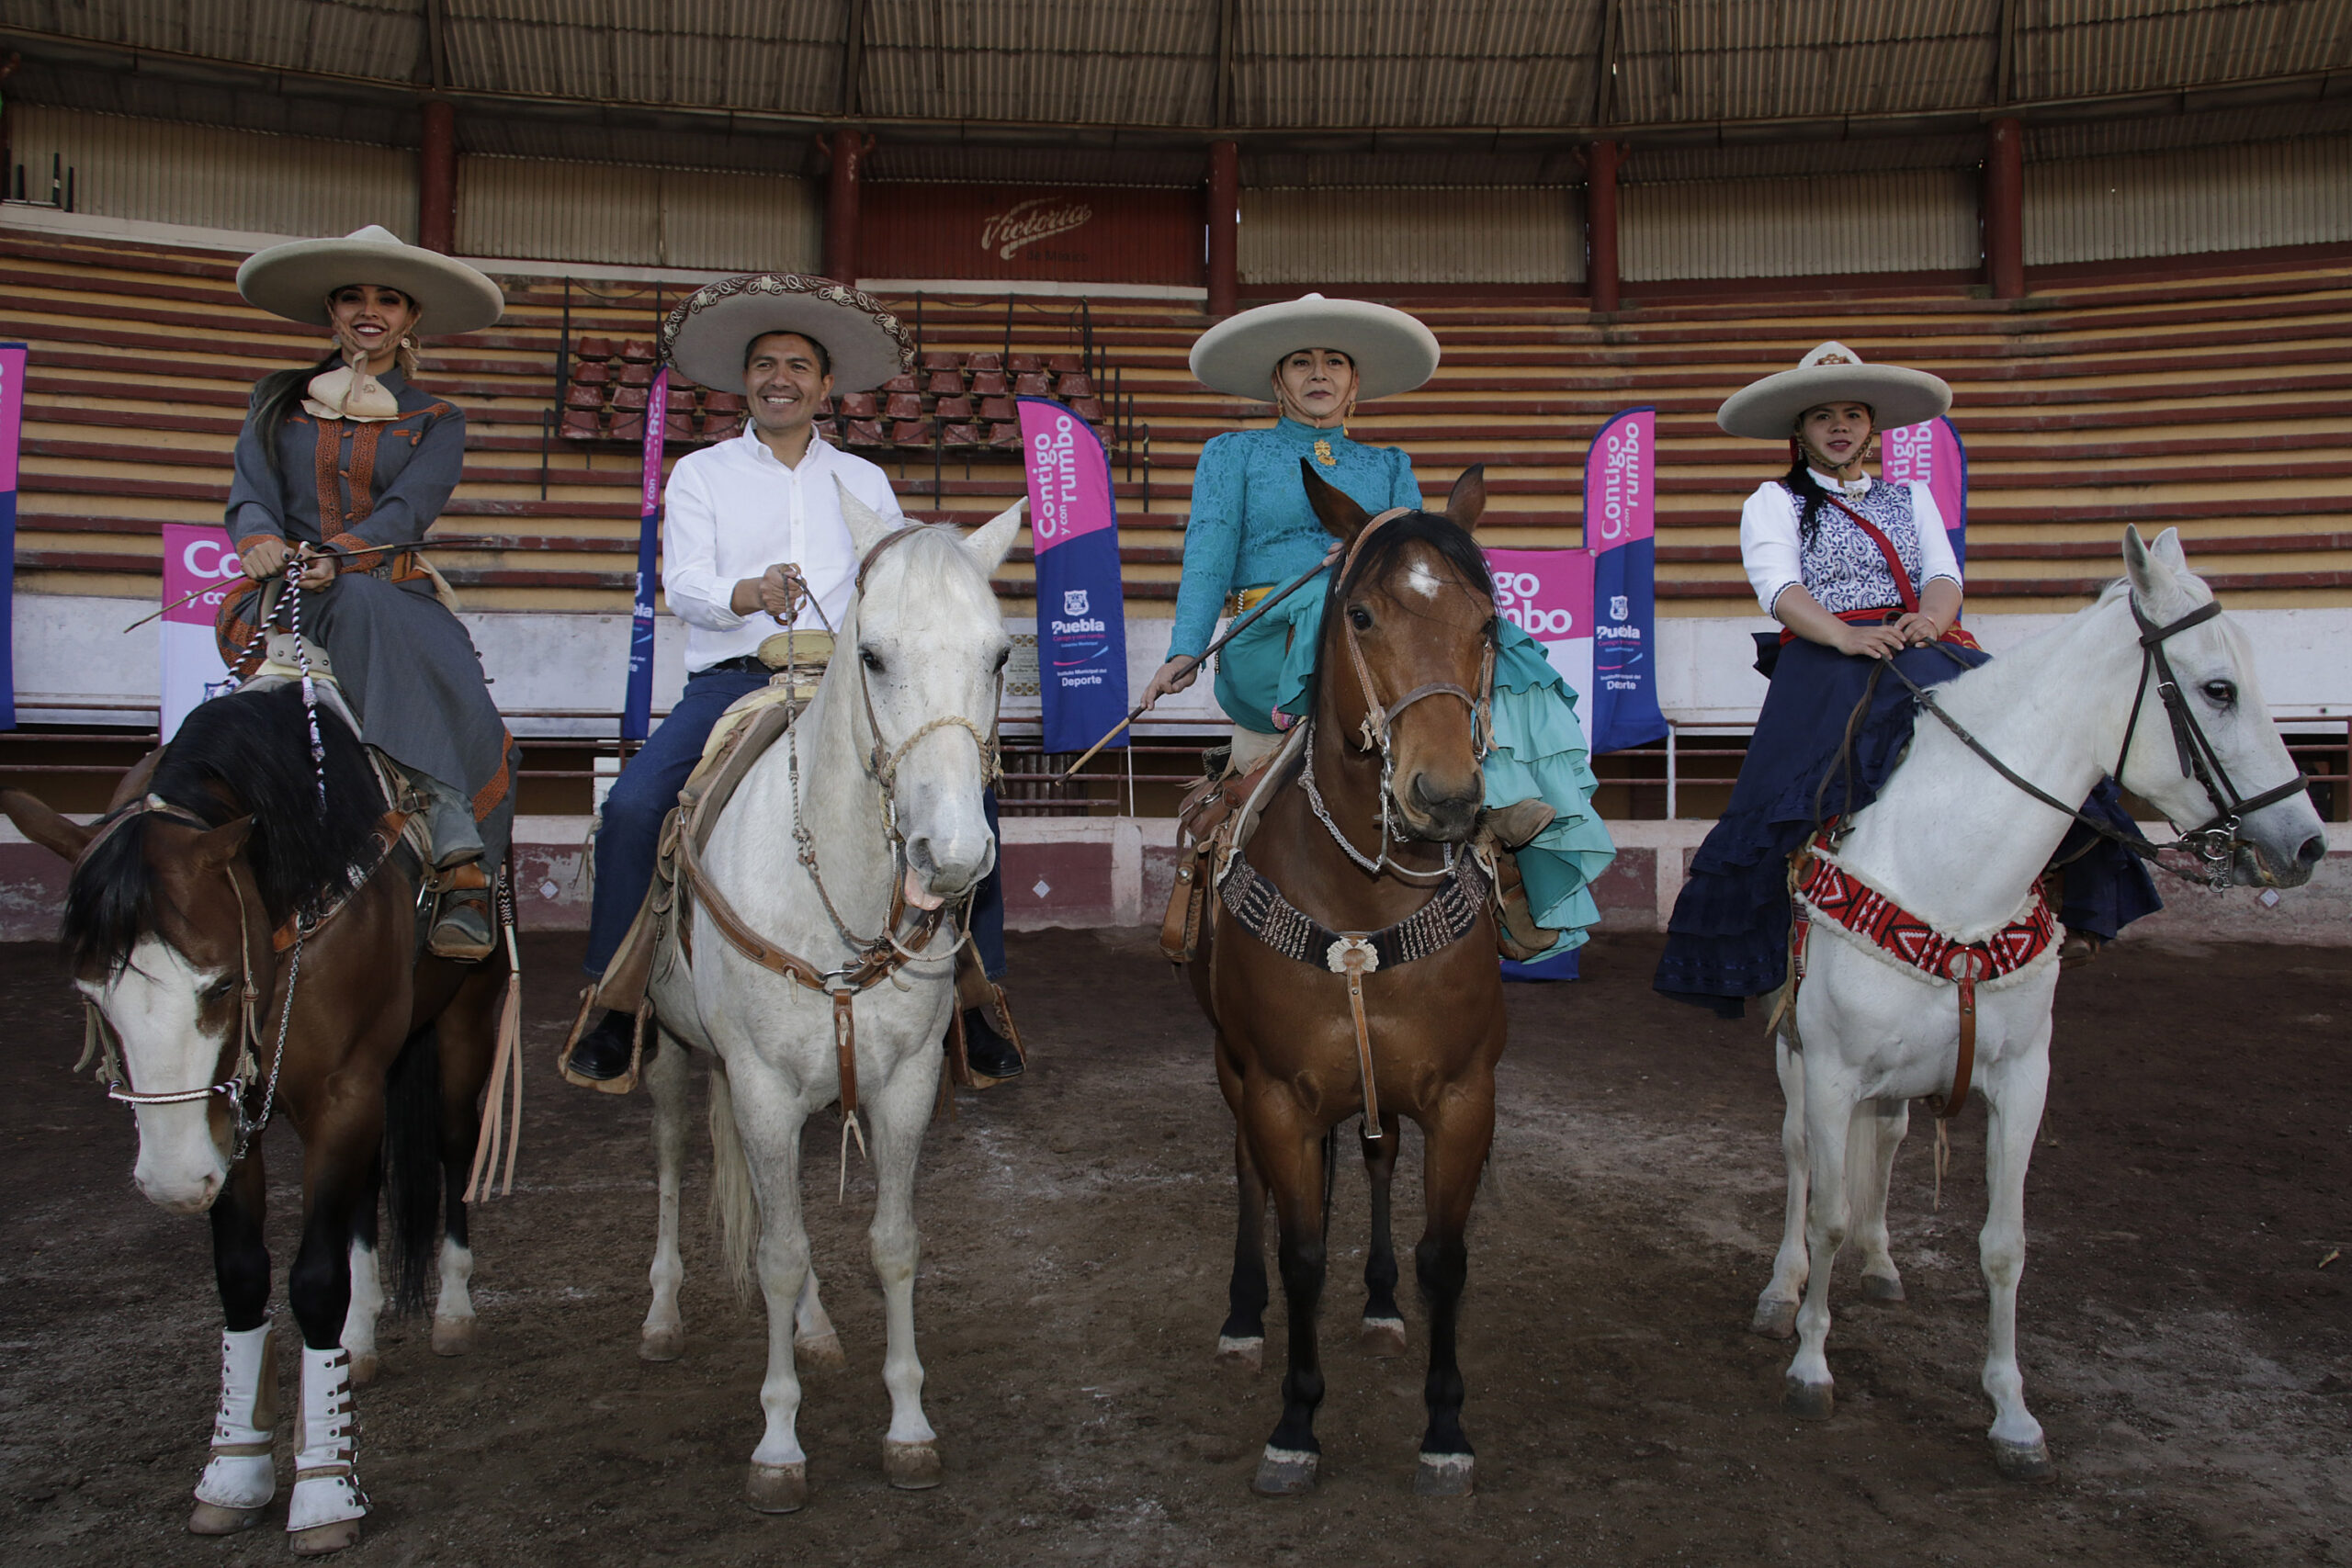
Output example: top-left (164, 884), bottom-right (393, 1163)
top-left (966, 352), bottom-right (1001, 371)
top-left (577, 335), bottom-right (616, 360)
top-left (838, 391), bottom-right (878, 418)
top-left (1047, 355), bottom-right (1083, 375)
top-left (920, 350), bottom-right (963, 371)
top-left (1069, 397), bottom-right (1105, 422)
top-left (1008, 355), bottom-right (1042, 373)
top-left (701, 390), bottom-right (744, 413)
top-left (1055, 373), bottom-right (1094, 400)
top-left (563, 383), bottom-right (604, 410)
top-left (926, 370), bottom-right (965, 396)
top-left (560, 407), bottom-right (603, 439)
top-left (969, 370), bottom-right (1009, 397)
top-left (617, 338), bottom-right (657, 362)
top-left (844, 419), bottom-right (887, 449)
top-left (664, 411), bottom-right (698, 442)
top-left (942, 423), bottom-right (985, 450)
top-left (571, 360), bottom-right (611, 385)
top-left (978, 396), bottom-right (1016, 422)
top-left (880, 371), bottom-right (920, 394)
top-left (616, 361), bottom-right (655, 388)
top-left (608, 412), bottom-right (646, 442)
top-left (988, 423), bottom-right (1023, 451)
top-left (1014, 372), bottom-right (1051, 397)
top-left (891, 420), bottom-right (933, 446)
top-left (885, 392), bottom-right (923, 420)
top-left (933, 395), bottom-right (974, 420)
top-left (611, 386), bottom-right (650, 412)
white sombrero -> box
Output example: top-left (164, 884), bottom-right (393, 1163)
top-left (1717, 341), bottom-right (1951, 440)
top-left (237, 224), bottom-right (503, 335)
top-left (662, 273), bottom-right (911, 394)
top-left (1189, 292), bottom-right (1440, 403)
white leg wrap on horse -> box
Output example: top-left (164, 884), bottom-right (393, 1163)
top-left (288, 1346), bottom-right (368, 1534)
top-left (194, 1321), bottom-right (278, 1511)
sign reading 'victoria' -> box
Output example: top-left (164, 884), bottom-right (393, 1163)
top-left (979, 197), bottom-right (1095, 260)
top-left (863, 183), bottom-right (1204, 285)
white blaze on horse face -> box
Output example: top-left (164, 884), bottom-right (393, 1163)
top-left (1401, 558), bottom-right (1444, 601)
top-left (90, 937), bottom-right (232, 1213)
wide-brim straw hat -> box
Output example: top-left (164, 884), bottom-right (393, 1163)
top-left (662, 273), bottom-right (911, 394)
top-left (1718, 341), bottom-right (1951, 439)
top-left (237, 224), bottom-right (503, 335)
top-left (1189, 292), bottom-right (1440, 403)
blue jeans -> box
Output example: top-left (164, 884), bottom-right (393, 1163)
top-left (583, 666), bottom-right (1011, 982)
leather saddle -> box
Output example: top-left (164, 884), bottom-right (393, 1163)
top-left (1159, 728), bottom-right (1307, 964)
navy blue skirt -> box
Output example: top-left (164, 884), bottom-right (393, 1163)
top-left (1654, 635), bottom-right (2161, 1018)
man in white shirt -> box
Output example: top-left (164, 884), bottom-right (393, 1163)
top-left (562, 274), bottom-right (1023, 1089)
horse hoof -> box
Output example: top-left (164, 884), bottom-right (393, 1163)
top-left (346, 1351), bottom-right (379, 1387)
top-left (431, 1314), bottom-right (477, 1357)
top-left (1783, 1378), bottom-right (1835, 1420)
top-left (744, 1461), bottom-right (808, 1514)
top-left (1991, 1438), bottom-right (2056, 1483)
top-left (1252, 1446), bottom-right (1317, 1496)
top-left (884, 1440), bottom-right (943, 1490)
top-left (1750, 1300), bottom-right (1798, 1338)
top-left (1413, 1452), bottom-right (1475, 1497)
top-left (1360, 1317), bottom-right (1408, 1359)
top-left (796, 1332), bottom-right (846, 1371)
top-left (1860, 1274), bottom-right (1906, 1303)
top-left (639, 1325), bottom-right (684, 1362)
top-left (288, 1519), bottom-right (362, 1556)
top-left (187, 1502), bottom-right (264, 1536)
top-left (1216, 1335), bottom-right (1264, 1371)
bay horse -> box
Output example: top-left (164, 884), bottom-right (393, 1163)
top-left (1755, 525), bottom-right (2324, 1479)
top-left (635, 490), bottom-right (1020, 1514)
top-left (3, 681), bottom-right (511, 1554)
top-left (1190, 464), bottom-right (1504, 1497)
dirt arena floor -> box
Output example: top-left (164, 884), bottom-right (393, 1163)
top-left (2, 925), bottom-right (2346, 1567)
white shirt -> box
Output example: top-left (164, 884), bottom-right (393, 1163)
top-left (1739, 469), bottom-right (1960, 618)
top-left (662, 429), bottom-right (905, 673)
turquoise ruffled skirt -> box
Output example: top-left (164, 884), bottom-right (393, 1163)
top-left (1209, 582), bottom-right (1616, 960)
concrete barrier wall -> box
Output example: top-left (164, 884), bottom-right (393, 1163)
top-left (0, 816), bottom-right (2341, 949)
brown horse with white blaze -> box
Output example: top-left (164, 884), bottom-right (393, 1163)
top-left (1189, 463), bottom-right (1506, 1497)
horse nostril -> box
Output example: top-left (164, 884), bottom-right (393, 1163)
top-left (2297, 833), bottom-right (2327, 868)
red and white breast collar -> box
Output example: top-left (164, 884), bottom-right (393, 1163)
top-left (1788, 830), bottom-right (2058, 1118)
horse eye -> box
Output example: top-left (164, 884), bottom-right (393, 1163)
top-left (1348, 604), bottom-right (1373, 631)
top-left (992, 648), bottom-right (1010, 671)
top-left (203, 976), bottom-right (237, 1001)
top-left (2202, 679), bottom-right (2236, 706)
top-left (860, 648), bottom-right (884, 673)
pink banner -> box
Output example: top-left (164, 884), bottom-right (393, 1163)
top-left (162, 524), bottom-right (244, 625)
top-left (0, 343), bottom-right (22, 491)
top-left (1019, 399), bottom-right (1116, 549)
top-left (1487, 548), bottom-right (1594, 644)
top-left (1881, 414), bottom-right (1967, 560)
top-left (1583, 406), bottom-right (1654, 548)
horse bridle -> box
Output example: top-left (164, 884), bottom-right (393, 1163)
top-left (1886, 593), bottom-right (2306, 889)
top-left (1308, 506), bottom-right (1498, 883)
top-left (77, 796), bottom-right (292, 1161)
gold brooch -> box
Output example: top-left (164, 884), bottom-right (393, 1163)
top-left (1313, 438), bottom-right (1337, 468)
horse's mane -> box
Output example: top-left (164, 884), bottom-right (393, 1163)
top-left (62, 684), bottom-right (383, 973)
top-left (1295, 510), bottom-right (1496, 716)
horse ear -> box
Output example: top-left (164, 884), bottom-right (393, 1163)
top-left (0, 788), bottom-right (93, 863)
top-left (187, 816), bottom-right (253, 872)
top-left (833, 476), bottom-right (899, 563)
top-left (107, 748), bottom-right (164, 813)
top-left (2148, 525), bottom-right (2189, 574)
top-left (962, 495), bottom-right (1024, 576)
top-left (1444, 465), bottom-right (1487, 533)
top-left (2122, 525), bottom-right (2165, 605)
top-left (1298, 458), bottom-right (1372, 543)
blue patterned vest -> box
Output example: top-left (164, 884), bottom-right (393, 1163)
top-left (1783, 478), bottom-right (1924, 615)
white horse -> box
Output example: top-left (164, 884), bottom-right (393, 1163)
top-left (637, 490), bottom-right (1019, 1514)
top-left (1755, 526), bottom-right (2326, 1479)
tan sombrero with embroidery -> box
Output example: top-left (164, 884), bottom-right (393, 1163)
top-left (237, 224), bottom-right (503, 335)
top-left (1189, 293), bottom-right (1440, 403)
top-left (662, 273), bottom-right (910, 394)
top-left (1718, 341), bottom-right (1951, 440)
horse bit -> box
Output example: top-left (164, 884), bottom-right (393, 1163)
top-left (1301, 507), bottom-right (1498, 886)
top-left (1888, 595), bottom-right (2307, 890)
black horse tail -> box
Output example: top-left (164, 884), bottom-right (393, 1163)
top-left (380, 1024), bottom-right (445, 1317)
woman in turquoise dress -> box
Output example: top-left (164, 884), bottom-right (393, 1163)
top-left (1137, 294), bottom-right (1615, 961)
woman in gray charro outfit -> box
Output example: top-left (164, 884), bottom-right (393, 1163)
top-left (217, 225), bottom-right (513, 959)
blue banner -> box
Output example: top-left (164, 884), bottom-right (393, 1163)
top-left (622, 369), bottom-right (671, 742)
top-left (1583, 405), bottom-right (1667, 754)
top-left (1020, 397), bottom-right (1130, 753)
top-left (0, 343), bottom-right (22, 732)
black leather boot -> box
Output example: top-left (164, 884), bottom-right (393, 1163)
top-left (961, 1007), bottom-right (1024, 1084)
top-left (562, 1010), bottom-right (643, 1084)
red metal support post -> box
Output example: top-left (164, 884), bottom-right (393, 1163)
top-left (418, 99), bottom-right (457, 254)
top-left (823, 128), bottom-right (865, 285)
top-left (1586, 139), bottom-right (1621, 314)
top-left (1206, 139), bottom-right (1239, 319)
top-left (1984, 115), bottom-right (2025, 300)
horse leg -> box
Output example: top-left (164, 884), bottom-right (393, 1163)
top-left (340, 1158), bottom-right (384, 1386)
top-left (1980, 1031), bottom-right (2055, 1482)
top-left (794, 1266), bottom-right (845, 1370)
top-left (867, 1047), bottom-right (946, 1490)
top-left (1850, 1096), bottom-right (1912, 1303)
top-left (1216, 1036), bottom-right (1270, 1371)
top-left (1412, 1089), bottom-right (1493, 1497)
top-left (1783, 1066), bottom-right (1854, 1420)
top-left (1752, 1030), bottom-right (1809, 1338)
top-left (192, 1148), bottom-right (277, 1536)
top-left (639, 1028), bottom-right (692, 1362)
top-left (1359, 1113), bottom-right (1408, 1357)
top-left (1247, 1089), bottom-right (1328, 1496)
top-left (285, 1108), bottom-right (383, 1555)
top-left (715, 1062), bottom-right (817, 1514)
top-left (432, 969), bottom-right (503, 1359)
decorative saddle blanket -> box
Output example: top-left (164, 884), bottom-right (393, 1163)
top-left (1792, 839), bottom-right (2058, 987)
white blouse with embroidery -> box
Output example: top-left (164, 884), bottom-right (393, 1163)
top-left (1740, 468), bottom-right (1960, 618)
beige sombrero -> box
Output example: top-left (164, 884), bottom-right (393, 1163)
top-left (1189, 292), bottom-right (1440, 403)
top-left (662, 273), bottom-right (910, 394)
top-left (237, 225), bottom-right (503, 335)
top-left (1718, 341), bottom-right (1951, 440)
